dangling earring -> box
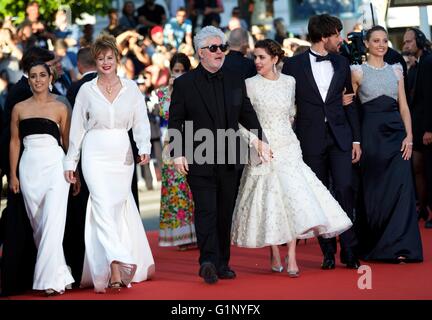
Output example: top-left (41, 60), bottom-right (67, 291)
top-left (49, 83), bottom-right (53, 92)
top-left (273, 63), bottom-right (277, 74)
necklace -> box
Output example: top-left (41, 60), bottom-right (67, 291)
top-left (99, 77), bottom-right (119, 95)
top-left (365, 62), bottom-right (387, 70)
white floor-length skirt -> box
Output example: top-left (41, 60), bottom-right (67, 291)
top-left (80, 129), bottom-right (155, 293)
top-left (19, 134), bottom-right (74, 292)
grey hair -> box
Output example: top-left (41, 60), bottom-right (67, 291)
top-left (193, 26), bottom-right (226, 53)
top-left (228, 28), bottom-right (249, 48)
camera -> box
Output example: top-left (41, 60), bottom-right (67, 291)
top-left (340, 31), bottom-right (367, 65)
top-left (137, 35), bottom-right (145, 47)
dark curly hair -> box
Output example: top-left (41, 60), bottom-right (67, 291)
top-left (308, 14), bottom-right (343, 44)
top-left (254, 39), bottom-right (285, 64)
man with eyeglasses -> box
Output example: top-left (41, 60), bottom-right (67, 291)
top-left (168, 26), bottom-right (270, 284)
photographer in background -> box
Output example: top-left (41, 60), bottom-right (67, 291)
top-left (403, 28), bottom-right (432, 227)
top-left (341, 25), bottom-right (407, 78)
top-left (0, 27), bottom-right (23, 84)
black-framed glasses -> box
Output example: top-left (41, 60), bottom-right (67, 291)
top-left (201, 43), bottom-right (229, 53)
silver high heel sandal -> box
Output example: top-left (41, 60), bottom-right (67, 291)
top-left (285, 256), bottom-right (300, 278)
top-left (270, 247), bottom-right (284, 272)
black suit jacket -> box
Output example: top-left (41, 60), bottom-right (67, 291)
top-left (0, 77), bottom-right (33, 174)
top-left (408, 51), bottom-right (432, 145)
top-left (66, 72), bottom-right (97, 107)
top-left (282, 52), bottom-right (361, 155)
top-left (168, 64), bottom-right (263, 176)
top-left (222, 50), bottom-right (257, 80)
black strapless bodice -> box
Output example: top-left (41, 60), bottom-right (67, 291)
top-left (19, 118), bottom-right (61, 145)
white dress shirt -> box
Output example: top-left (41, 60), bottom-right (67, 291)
top-left (64, 77), bottom-right (151, 171)
top-left (309, 48), bottom-right (334, 102)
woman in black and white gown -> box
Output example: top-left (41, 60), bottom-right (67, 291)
top-left (9, 61), bottom-right (74, 295)
top-left (64, 35), bottom-right (155, 293)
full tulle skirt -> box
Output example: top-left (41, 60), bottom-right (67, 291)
top-left (232, 130), bottom-right (353, 248)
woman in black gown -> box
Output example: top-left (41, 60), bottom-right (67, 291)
top-left (351, 26), bottom-right (423, 263)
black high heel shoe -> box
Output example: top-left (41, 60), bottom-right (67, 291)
top-left (418, 207), bottom-right (429, 221)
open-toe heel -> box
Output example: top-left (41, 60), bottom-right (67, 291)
top-left (108, 281), bottom-right (124, 291)
top-left (270, 247), bottom-right (283, 273)
top-left (285, 256), bottom-right (300, 278)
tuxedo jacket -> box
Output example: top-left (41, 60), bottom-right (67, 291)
top-left (66, 72), bottom-right (97, 107)
top-left (168, 64), bottom-right (263, 176)
top-left (282, 52), bottom-right (361, 156)
top-left (408, 51), bottom-right (432, 145)
top-left (223, 50), bottom-right (257, 80)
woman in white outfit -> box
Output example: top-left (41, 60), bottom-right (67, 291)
top-left (231, 39), bottom-right (353, 276)
top-left (9, 62), bottom-right (74, 296)
top-left (64, 35), bottom-right (155, 293)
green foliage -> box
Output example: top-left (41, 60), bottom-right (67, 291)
top-left (0, 0), bottom-right (112, 25)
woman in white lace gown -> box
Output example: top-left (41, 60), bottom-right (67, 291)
top-left (64, 35), bottom-right (155, 293)
top-left (231, 39), bottom-right (353, 276)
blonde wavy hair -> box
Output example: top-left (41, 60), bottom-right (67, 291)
top-left (91, 34), bottom-right (120, 62)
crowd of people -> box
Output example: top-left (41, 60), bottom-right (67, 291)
top-left (0, 0), bottom-right (431, 295)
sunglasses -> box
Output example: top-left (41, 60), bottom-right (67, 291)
top-left (201, 43), bottom-right (229, 53)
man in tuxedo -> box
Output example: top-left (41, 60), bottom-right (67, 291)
top-left (282, 14), bottom-right (361, 270)
top-left (66, 47), bottom-right (97, 106)
top-left (403, 28), bottom-right (432, 227)
top-left (222, 27), bottom-right (256, 190)
top-left (169, 26), bottom-right (268, 284)
top-left (223, 28), bottom-right (256, 80)
top-left (63, 47), bottom-right (97, 285)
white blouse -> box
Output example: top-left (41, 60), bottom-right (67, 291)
top-left (64, 77), bottom-right (151, 171)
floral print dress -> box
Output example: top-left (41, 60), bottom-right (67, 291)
top-left (157, 86), bottom-right (197, 247)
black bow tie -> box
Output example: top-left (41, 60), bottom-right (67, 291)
top-left (309, 50), bottom-right (331, 62)
top-left (207, 70), bottom-right (223, 80)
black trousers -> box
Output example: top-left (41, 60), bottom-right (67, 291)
top-left (63, 162), bottom-right (88, 286)
top-left (302, 124), bottom-right (357, 257)
top-left (424, 146), bottom-right (432, 209)
top-left (187, 165), bottom-right (238, 270)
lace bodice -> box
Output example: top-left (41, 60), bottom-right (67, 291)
top-left (240, 73), bottom-right (297, 149)
top-left (351, 63), bottom-right (402, 104)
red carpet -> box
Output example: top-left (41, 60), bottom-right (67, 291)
top-left (3, 225), bottom-right (432, 300)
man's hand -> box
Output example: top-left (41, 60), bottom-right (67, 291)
top-left (342, 89), bottom-right (355, 106)
top-left (352, 143), bottom-right (362, 163)
top-left (423, 132), bottom-right (432, 145)
top-left (174, 156), bottom-right (189, 175)
top-left (252, 139), bottom-right (273, 163)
